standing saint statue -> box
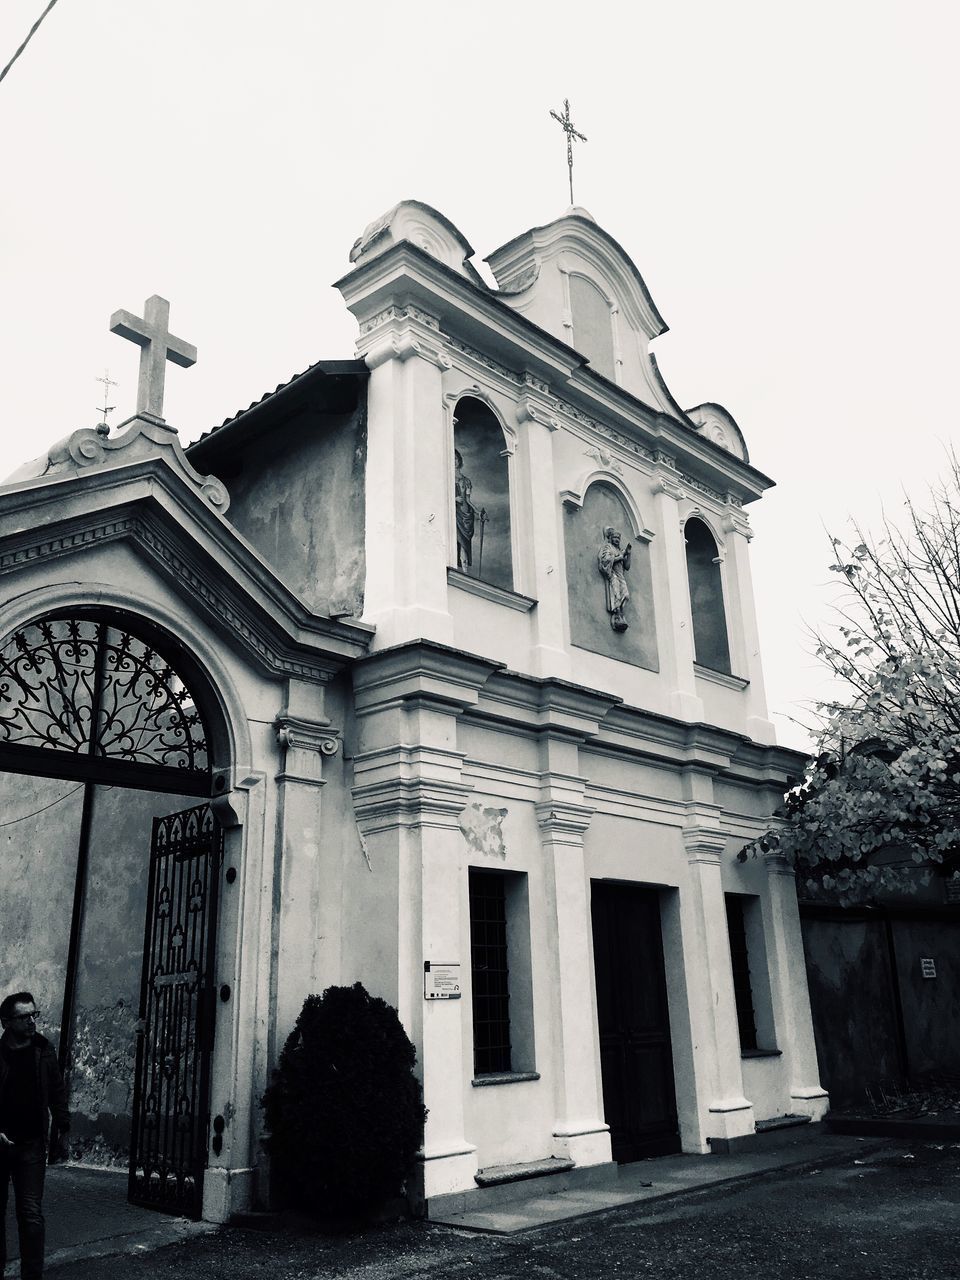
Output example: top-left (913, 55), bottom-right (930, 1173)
top-left (455, 449), bottom-right (485, 572)
top-left (598, 526), bottom-right (632, 631)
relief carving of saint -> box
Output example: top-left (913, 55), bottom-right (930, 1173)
top-left (598, 526), bottom-right (632, 631)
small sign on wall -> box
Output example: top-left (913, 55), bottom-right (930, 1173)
top-left (920, 957), bottom-right (937, 979)
top-left (424, 961), bottom-right (461, 999)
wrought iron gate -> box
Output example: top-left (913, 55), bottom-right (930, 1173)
top-left (129, 803), bottom-right (222, 1218)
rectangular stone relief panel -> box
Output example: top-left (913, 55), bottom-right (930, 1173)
top-left (564, 484), bottom-right (659, 670)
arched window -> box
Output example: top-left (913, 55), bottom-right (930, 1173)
top-left (569, 275), bottom-right (615, 381)
top-left (684, 518), bottom-right (731, 675)
top-left (0, 611), bottom-right (214, 793)
top-left (452, 396), bottom-right (513, 592)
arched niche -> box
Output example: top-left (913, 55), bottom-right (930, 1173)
top-left (569, 274), bottom-right (615, 381)
top-left (452, 396), bottom-right (513, 592)
top-left (563, 481), bottom-right (658, 670)
top-left (684, 517), bottom-right (731, 674)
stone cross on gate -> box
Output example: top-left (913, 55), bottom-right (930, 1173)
top-left (109, 295), bottom-right (196, 422)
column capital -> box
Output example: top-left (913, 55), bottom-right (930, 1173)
top-left (682, 823), bottom-right (727, 863)
top-left (275, 715), bottom-right (340, 756)
top-left (536, 799), bottom-right (594, 844)
top-left (275, 716), bottom-right (340, 785)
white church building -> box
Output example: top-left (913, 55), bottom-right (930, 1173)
top-left (0, 199), bottom-right (827, 1221)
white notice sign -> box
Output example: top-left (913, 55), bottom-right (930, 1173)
top-left (424, 961), bottom-right (461, 999)
top-left (920, 957), bottom-right (937, 979)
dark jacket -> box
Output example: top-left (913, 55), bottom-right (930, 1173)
top-left (0, 1031), bottom-right (70, 1140)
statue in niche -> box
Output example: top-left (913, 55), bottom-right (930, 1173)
top-left (597, 526), bottom-right (632, 631)
top-left (455, 449), bottom-right (486, 573)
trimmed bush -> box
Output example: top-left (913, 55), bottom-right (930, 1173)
top-left (262, 983), bottom-right (426, 1216)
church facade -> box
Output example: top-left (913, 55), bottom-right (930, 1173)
top-left (0, 200), bottom-right (827, 1221)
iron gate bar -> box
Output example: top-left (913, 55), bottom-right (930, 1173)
top-left (0, 743), bottom-right (211, 795)
top-left (129, 804), bottom-right (222, 1219)
top-left (55, 629), bottom-right (110, 1087)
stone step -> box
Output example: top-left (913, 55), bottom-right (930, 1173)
top-left (754, 1114), bottom-right (812, 1133)
top-left (475, 1157), bottom-right (575, 1187)
top-left (427, 1158), bottom-right (613, 1219)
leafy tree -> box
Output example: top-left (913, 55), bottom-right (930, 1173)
top-left (744, 456), bottom-right (960, 902)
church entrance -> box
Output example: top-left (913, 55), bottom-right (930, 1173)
top-left (591, 881), bottom-right (680, 1161)
top-left (0, 611), bottom-right (226, 1219)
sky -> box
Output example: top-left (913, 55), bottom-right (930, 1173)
top-left (1, 0), bottom-right (957, 751)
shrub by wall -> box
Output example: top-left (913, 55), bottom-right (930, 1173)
top-left (262, 983), bottom-right (426, 1216)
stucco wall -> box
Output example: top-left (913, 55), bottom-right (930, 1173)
top-left (0, 771), bottom-right (202, 1162)
top-left (221, 406), bottom-right (367, 617)
top-left (0, 772), bottom-right (80, 1031)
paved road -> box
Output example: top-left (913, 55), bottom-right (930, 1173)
top-left (39, 1141), bottom-right (960, 1279)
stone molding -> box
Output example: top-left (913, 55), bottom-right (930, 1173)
top-left (5, 415), bottom-right (230, 514)
top-left (535, 798), bottom-right (595, 845)
top-left (0, 491), bottom-right (371, 685)
top-left (682, 822), bottom-right (727, 864)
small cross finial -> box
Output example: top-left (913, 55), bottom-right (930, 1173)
top-left (95, 369), bottom-right (118, 436)
top-left (550, 98), bottom-right (587, 206)
top-left (109, 295), bottom-right (196, 422)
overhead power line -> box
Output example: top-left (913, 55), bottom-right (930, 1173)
top-left (0, 0), bottom-right (60, 89)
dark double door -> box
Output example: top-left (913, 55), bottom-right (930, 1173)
top-left (591, 882), bottom-right (680, 1161)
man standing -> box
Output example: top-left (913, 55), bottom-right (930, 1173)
top-left (0, 992), bottom-right (69, 1279)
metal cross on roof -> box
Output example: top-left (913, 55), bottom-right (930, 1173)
top-left (109, 295), bottom-right (196, 422)
top-left (550, 98), bottom-right (587, 206)
top-left (95, 368), bottom-right (117, 435)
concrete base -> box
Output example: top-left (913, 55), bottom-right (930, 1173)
top-left (417, 1144), bottom-right (479, 1202)
top-left (790, 1088), bottom-right (830, 1121)
top-left (551, 1124), bottom-right (612, 1167)
top-left (705, 1098), bottom-right (755, 1141)
top-left (201, 1165), bottom-right (256, 1223)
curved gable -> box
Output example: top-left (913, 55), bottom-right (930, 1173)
top-left (484, 209), bottom-right (678, 412)
top-left (349, 199), bottom-right (481, 282)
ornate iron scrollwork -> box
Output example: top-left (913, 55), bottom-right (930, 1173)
top-left (0, 616), bottom-right (209, 776)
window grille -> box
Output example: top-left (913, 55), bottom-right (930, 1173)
top-left (726, 894), bottom-right (758, 1051)
top-left (469, 869), bottom-right (512, 1074)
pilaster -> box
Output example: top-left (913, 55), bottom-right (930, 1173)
top-left (357, 306), bottom-right (454, 646)
top-left (536, 735), bottom-right (610, 1167)
top-left (680, 815), bottom-right (755, 1145)
top-left (516, 375), bottom-right (570, 679)
top-left (272, 714), bottom-right (342, 1039)
top-left (650, 463), bottom-right (703, 722)
top-left (722, 506), bottom-right (776, 744)
top-left (761, 851), bottom-right (829, 1119)
top-left (350, 644), bottom-right (500, 1200)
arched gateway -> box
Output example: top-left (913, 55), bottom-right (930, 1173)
top-left (0, 608), bottom-right (227, 1218)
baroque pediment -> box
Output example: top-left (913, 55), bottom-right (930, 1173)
top-left (3, 415), bottom-right (230, 513)
top-left (482, 209), bottom-right (693, 417)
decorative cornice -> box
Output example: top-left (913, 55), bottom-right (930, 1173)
top-left (445, 337), bottom-right (523, 386)
top-left (553, 396), bottom-right (656, 463)
top-left (0, 494), bottom-right (369, 684)
top-left (680, 472), bottom-right (726, 505)
top-left (0, 516), bottom-right (135, 573)
top-left (132, 518), bottom-right (340, 683)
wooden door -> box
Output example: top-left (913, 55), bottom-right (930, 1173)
top-left (591, 881), bottom-right (680, 1161)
